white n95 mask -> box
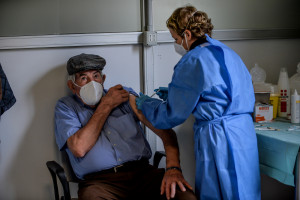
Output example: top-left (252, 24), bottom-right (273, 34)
top-left (174, 33), bottom-right (188, 56)
top-left (74, 81), bottom-right (103, 106)
top-left (174, 42), bottom-right (187, 56)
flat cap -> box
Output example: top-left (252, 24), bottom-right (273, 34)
top-left (67, 53), bottom-right (106, 75)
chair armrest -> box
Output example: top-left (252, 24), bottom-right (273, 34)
top-left (46, 161), bottom-right (71, 200)
top-left (153, 151), bottom-right (166, 168)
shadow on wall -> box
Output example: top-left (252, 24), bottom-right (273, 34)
top-left (174, 115), bottom-right (196, 189)
top-left (8, 64), bottom-right (69, 200)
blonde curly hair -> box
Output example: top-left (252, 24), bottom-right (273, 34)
top-left (166, 6), bottom-right (214, 39)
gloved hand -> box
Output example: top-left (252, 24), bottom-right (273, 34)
top-left (136, 92), bottom-right (151, 110)
top-left (154, 87), bottom-right (168, 101)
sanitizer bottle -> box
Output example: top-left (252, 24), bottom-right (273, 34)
top-left (291, 89), bottom-right (300, 124)
top-left (277, 68), bottom-right (290, 118)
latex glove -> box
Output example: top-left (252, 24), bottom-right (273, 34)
top-left (136, 92), bottom-right (151, 110)
top-left (154, 87), bottom-right (168, 101)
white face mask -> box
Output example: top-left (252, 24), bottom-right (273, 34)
top-left (73, 81), bottom-right (103, 106)
top-left (174, 33), bottom-right (188, 56)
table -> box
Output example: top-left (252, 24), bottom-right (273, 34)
top-left (255, 120), bottom-right (300, 198)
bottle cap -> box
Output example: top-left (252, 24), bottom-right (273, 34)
top-left (292, 89), bottom-right (298, 96)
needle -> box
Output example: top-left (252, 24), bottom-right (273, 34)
top-left (150, 89), bottom-right (160, 97)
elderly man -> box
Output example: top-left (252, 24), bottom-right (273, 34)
top-left (54, 54), bottom-right (196, 200)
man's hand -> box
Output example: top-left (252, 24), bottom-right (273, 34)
top-left (101, 84), bottom-right (129, 109)
top-left (161, 169), bottom-right (193, 200)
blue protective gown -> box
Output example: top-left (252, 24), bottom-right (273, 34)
top-left (140, 35), bottom-right (261, 200)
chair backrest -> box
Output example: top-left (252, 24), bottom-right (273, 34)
top-left (61, 150), bottom-right (80, 183)
top-left (46, 151), bottom-right (79, 200)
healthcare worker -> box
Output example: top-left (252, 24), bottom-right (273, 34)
top-left (135, 5), bottom-right (261, 200)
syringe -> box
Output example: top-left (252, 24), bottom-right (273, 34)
top-left (150, 89), bottom-right (160, 98)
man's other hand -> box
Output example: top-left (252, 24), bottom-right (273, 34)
top-left (101, 84), bottom-right (129, 109)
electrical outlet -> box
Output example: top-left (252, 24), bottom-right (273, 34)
top-left (144, 31), bottom-right (157, 46)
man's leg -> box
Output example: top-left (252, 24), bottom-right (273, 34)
top-left (132, 165), bottom-right (166, 200)
top-left (78, 172), bottom-right (133, 200)
top-left (174, 187), bottom-right (197, 200)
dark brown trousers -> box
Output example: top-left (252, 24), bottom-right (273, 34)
top-left (78, 164), bottom-right (196, 200)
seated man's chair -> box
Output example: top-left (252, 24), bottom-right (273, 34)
top-left (46, 151), bottom-right (166, 200)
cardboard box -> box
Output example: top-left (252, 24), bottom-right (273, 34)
top-left (254, 104), bottom-right (273, 122)
top-left (254, 92), bottom-right (271, 104)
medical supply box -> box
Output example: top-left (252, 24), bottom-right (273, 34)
top-left (254, 104), bottom-right (273, 122)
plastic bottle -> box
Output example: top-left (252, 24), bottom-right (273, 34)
top-left (277, 68), bottom-right (290, 118)
top-left (250, 63), bottom-right (270, 93)
top-left (290, 62), bottom-right (300, 95)
top-left (250, 63), bottom-right (266, 83)
top-left (291, 89), bottom-right (300, 124)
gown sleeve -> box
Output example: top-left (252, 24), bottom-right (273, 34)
top-left (140, 57), bottom-right (202, 129)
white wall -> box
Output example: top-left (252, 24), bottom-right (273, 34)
top-left (0, 0), bottom-right (141, 37)
top-left (1, 0), bottom-right (299, 37)
top-left (153, 0), bottom-right (300, 30)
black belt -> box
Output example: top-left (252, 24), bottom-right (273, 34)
top-left (84, 158), bottom-right (149, 179)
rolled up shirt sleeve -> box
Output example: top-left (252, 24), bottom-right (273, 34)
top-left (54, 99), bottom-right (82, 150)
